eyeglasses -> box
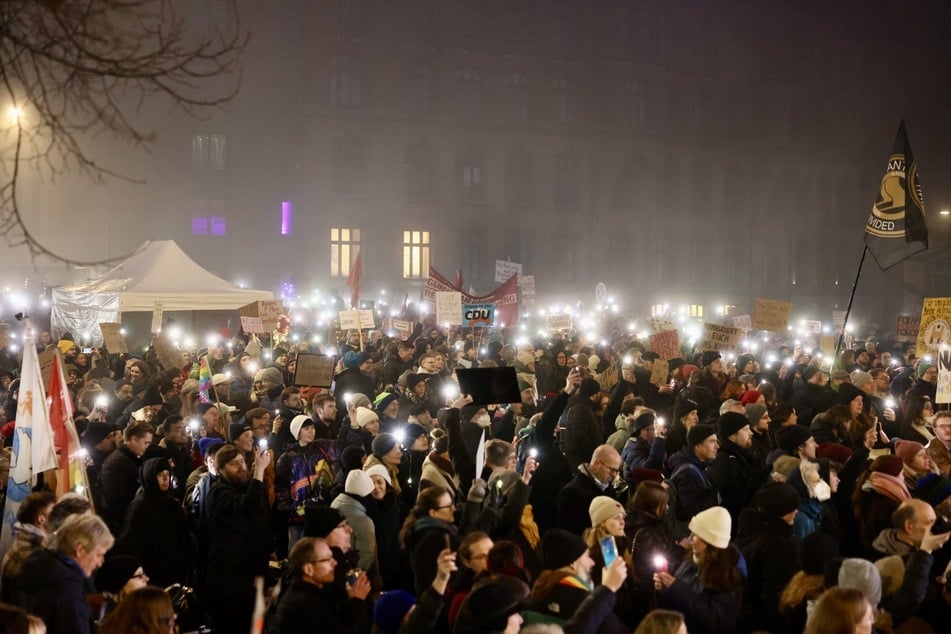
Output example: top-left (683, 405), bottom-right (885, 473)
top-left (435, 503), bottom-right (456, 510)
top-left (599, 461), bottom-right (621, 476)
top-left (312, 557), bottom-right (335, 564)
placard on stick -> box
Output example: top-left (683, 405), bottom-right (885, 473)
top-left (239, 300), bottom-right (284, 333)
top-left (546, 314), bottom-right (573, 331)
top-left (896, 315), bottom-right (920, 343)
top-left (916, 297), bottom-right (951, 358)
top-left (99, 323), bottom-right (128, 354)
top-left (338, 310), bottom-right (361, 330)
top-left (700, 323), bottom-right (743, 353)
top-left (436, 292), bottom-right (463, 326)
top-left (732, 315), bottom-right (752, 331)
top-left (38, 348), bottom-right (57, 388)
top-left (649, 330), bottom-right (680, 361)
top-left (152, 331), bottom-right (182, 372)
top-left (150, 301), bottom-right (163, 334)
top-left (650, 358), bottom-right (670, 386)
top-left (293, 354), bottom-right (336, 389)
top-left (240, 316), bottom-right (265, 334)
top-left (752, 298), bottom-right (792, 332)
top-left (597, 365), bottom-right (619, 391)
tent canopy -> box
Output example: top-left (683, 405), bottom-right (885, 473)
top-left (51, 240), bottom-right (273, 340)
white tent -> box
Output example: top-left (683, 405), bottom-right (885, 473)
top-left (51, 240), bottom-right (273, 341)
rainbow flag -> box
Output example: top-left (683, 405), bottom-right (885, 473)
top-left (198, 354), bottom-right (213, 404)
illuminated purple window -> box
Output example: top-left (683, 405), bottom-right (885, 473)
top-left (192, 217), bottom-right (208, 235)
top-left (210, 216), bottom-right (226, 236)
top-left (281, 201), bottom-right (292, 235)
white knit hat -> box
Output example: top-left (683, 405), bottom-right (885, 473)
top-left (345, 469), bottom-right (375, 498)
top-left (588, 496), bottom-right (624, 528)
top-left (289, 415), bottom-right (313, 440)
top-left (364, 463), bottom-right (392, 485)
top-left (353, 406), bottom-right (379, 429)
top-left (688, 506), bottom-right (732, 549)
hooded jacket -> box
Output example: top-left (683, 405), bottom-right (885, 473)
top-left (18, 549), bottom-right (94, 634)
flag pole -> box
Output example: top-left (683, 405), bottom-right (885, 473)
top-left (833, 245), bottom-right (869, 367)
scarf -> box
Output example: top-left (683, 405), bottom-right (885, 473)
top-left (869, 471), bottom-right (911, 503)
top-left (520, 504), bottom-right (541, 549)
top-left (911, 421), bottom-right (935, 443)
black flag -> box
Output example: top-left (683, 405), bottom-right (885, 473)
top-left (864, 120), bottom-right (928, 270)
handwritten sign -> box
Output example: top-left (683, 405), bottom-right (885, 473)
top-left (732, 315), bottom-right (752, 331)
top-left (752, 298), bottom-right (792, 332)
top-left (819, 335), bottom-right (836, 358)
top-left (293, 354), bottom-right (336, 389)
top-left (358, 309), bottom-right (375, 329)
top-left (896, 315), bottom-right (920, 343)
top-left (240, 316), bottom-right (265, 334)
top-left (338, 310), bottom-right (361, 330)
top-left (651, 319), bottom-right (677, 333)
top-left (916, 297), bottom-right (951, 358)
top-left (700, 323), bottom-right (743, 353)
top-left (150, 301), bottom-right (163, 334)
top-left (937, 349), bottom-right (951, 405)
top-left (239, 300), bottom-right (284, 333)
top-left (494, 260), bottom-right (522, 284)
top-left (802, 320), bottom-right (822, 335)
top-left (38, 348), bottom-right (57, 388)
top-left (832, 310), bottom-right (847, 328)
top-left (436, 292), bottom-right (463, 326)
top-left (546, 313), bottom-right (573, 331)
top-left (597, 364), bottom-right (619, 391)
top-left (650, 358), bottom-right (670, 386)
top-left (99, 323), bottom-right (128, 354)
top-left (391, 319), bottom-right (414, 339)
top-left (462, 303), bottom-right (495, 327)
top-left (152, 330), bottom-right (182, 372)
top-left (649, 330), bottom-right (681, 361)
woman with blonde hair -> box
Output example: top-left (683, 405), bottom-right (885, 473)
top-left (804, 586), bottom-right (875, 634)
top-left (634, 609), bottom-right (687, 634)
top-left (583, 496), bottom-right (630, 586)
top-left (99, 586), bottom-right (177, 634)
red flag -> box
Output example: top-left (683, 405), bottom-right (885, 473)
top-left (48, 352), bottom-right (88, 499)
top-left (347, 248), bottom-right (362, 309)
top-left (455, 269), bottom-right (463, 289)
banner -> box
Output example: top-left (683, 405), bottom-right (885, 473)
top-left (436, 292), bottom-right (463, 326)
top-left (546, 314), bottom-right (573, 331)
top-left (347, 248), bottom-right (363, 309)
top-left (916, 297), bottom-right (951, 358)
top-left (649, 330), bottom-right (680, 361)
top-left (424, 267), bottom-right (519, 327)
top-left (463, 303), bottom-right (495, 327)
top-left (495, 260), bottom-right (522, 283)
top-left (896, 315), bottom-right (920, 343)
top-left (700, 323), bottom-right (743, 353)
top-left (48, 352), bottom-right (89, 499)
top-left (1, 338), bottom-right (57, 557)
top-left (752, 298), bottom-right (792, 332)
top-left (732, 315), bottom-right (752, 331)
top-left (864, 120), bottom-right (929, 270)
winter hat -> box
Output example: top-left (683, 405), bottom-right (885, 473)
top-left (198, 437), bottom-right (224, 458)
top-left (516, 350), bottom-right (536, 368)
top-left (700, 351), bottom-right (721, 367)
top-left (735, 353), bottom-right (756, 372)
top-left (745, 403), bottom-right (767, 428)
top-left (372, 590), bottom-right (417, 634)
top-left (82, 421), bottom-right (114, 446)
top-left (372, 433), bottom-right (400, 459)
top-left (755, 482), bottom-right (801, 518)
top-left (290, 415), bottom-right (314, 440)
top-left (717, 412), bottom-right (750, 440)
top-left (464, 575), bottom-right (530, 631)
top-left (374, 392), bottom-right (398, 414)
top-left (870, 455), bottom-right (904, 478)
top-left (227, 421), bottom-right (252, 443)
top-left (589, 496), bottom-right (624, 528)
top-left (406, 373), bottom-right (428, 391)
top-left (798, 530), bottom-right (839, 575)
top-left (917, 363), bottom-right (935, 379)
top-left (674, 398), bottom-right (699, 422)
top-left (838, 558), bottom-right (882, 606)
top-left (912, 473), bottom-right (951, 508)
top-left (802, 366), bottom-right (822, 383)
top-left (343, 350), bottom-right (369, 369)
top-left (303, 506), bottom-right (346, 538)
top-left (350, 393), bottom-right (372, 409)
top-left (140, 386), bottom-right (164, 407)
top-left (579, 378), bottom-right (602, 398)
top-left (211, 373), bottom-right (235, 387)
top-left (835, 382), bottom-right (865, 408)
top-left (771, 455), bottom-right (800, 477)
top-left (365, 463), bottom-right (392, 485)
top-left (775, 425), bottom-right (812, 454)
top-left (816, 442), bottom-right (852, 467)
top-left (688, 506), bottom-right (732, 549)
top-left (894, 440), bottom-right (925, 467)
top-left (875, 556), bottom-right (905, 597)
top-left (739, 390), bottom-right (763, 406)
top-left (254, 367), bottom-right (284, 386)
top-left (95, 555), bottom-right (142, 594)
top-left (57, 339), bottom-right (77, 355)
top-left (850, 371), bottom-right (873, 390)
top-left (345, 469), bottom-right (376, 498)
top-left (340, 445), bottom-right (366, 471)
top-left (632, 412), bottom-right (656, 434)
top-left (541, 528), bottom-right (589, 570)
top-left (680, 364), bottom-right (699, 381)
top-left (687, 423), bottom-right (717, 448)
top-left (403, 423), bottom-right (428, 447)
top-left (830, 369), bottom-right (850, 382)
top-left (632, 468), bottom-right (665, 485)
top-left (353, 406), bottom-right (379, 429)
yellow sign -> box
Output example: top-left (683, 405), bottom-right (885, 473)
top-left (916, 297), bottom-right (951, 358)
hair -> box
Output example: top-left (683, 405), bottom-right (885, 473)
top-left (214, 444), bottom-right (242, 472)
top-left (779, 570), bottom-right (826, 613)
top-left (759, 382), bottom-right (777, 403)
top-left (582, 521), bottom-right (616, 551)
top-left (47, 493), bottom-right (93, 533)
top-left (804, 587), bottom-right (871, 634)
top-left (288, 536), bottom-right (326, 574)
top-left (430, 428), bottom-right (449, 453)
top-left (696, 542), bottom-right (743, 593)
top-left (620, 399), bottom-right (642, 416)
top-left (902, 395), bottom-right (933, 428)
top-left (633, 609), bottom-right (686, 634)
top-left (162, 415), bottom-right (184, 433)
top-left (719, 380), bottom-right (745, 401)
top-left (409, 402), bottom-right (429, 417)
top-left (0, 603), bottom-right (46, 634)
top-left (459, 530), bottom-right (491, 562)
top-left (280, 387), bottom-right (300, 404)
top-left (311, 393), bottom-right (334, 411)
top-left (99, 586), bottom-right (176, 634)
top-left (399, 485), bottom-right (450, 549)
top-left (771, 402), bottom-right (796, 426)
top-left (16, 490), bottom-right (56, 525)
top-left (934, 409), bottom-right (951, 424)
top-left (128, 360), bottom-right (150, 378)
top-left (891, 500), bottom-right (919, 531)
top-left (124, 422), bottom-right (154, 442)
top-left (50, 513), bottom-right (114, 557)
top-left (487, 540), bottom-right (531, 585)
top-left (630, 481), bottom-right (668, 518)
top-left (484, 439), bottom-right (514, 468)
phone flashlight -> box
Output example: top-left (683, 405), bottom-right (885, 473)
top-left (652, 554), bottom-right (668, 573)
top-left (188, 418), bottom-right (199, 432)
top-left (258, 438), bottom-right (268, 450)
top-left (656, 417), bottom-right (665, 427)
top-left (529, 448), bottom-right (538, 459)
top-left (344, 393), bottom-right (353, 404)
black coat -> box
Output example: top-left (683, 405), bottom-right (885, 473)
top-left (99, 444), bottom-right (143, 534)
top-left (268, 578), bottom-right (369, 634)
top-left (667, 448), bottom-right (718, 523)
top-left (18, 549), bottom-right (94, 634)
top-left (557, 465), bottom-right (621, 536)
top-left (561, 395), bottom-right (601, 470)
top-left (706, 440), bottom-right (767, 529)
top-left (735, 507), bottom-right (799, 633)
top-left (789, 381), bottom-right (835, 426)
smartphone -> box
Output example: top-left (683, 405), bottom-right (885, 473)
top-left (600, 536), bottom-right (618, 567)
top-left (652, 554), bottom-right (668, 573)
top-left (258, 439), bottom-right (268, 450)
top-left (82, 348), bottom-right (93, 354)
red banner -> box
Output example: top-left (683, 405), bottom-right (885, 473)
top-left (423, 268), bottom-right (519, 327)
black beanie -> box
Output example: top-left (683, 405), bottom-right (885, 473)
top-left (755, 482), bottom-right (801, 518)
top-left (633, 412), bottom-right (656, 434)
top-left (82, 421), bottom-right (113, 446)
top-left (716, 412), bottom-right (750, 440)
top-left (541, 528), bottom-right (588, 570)
top-left (579, 378), bottom-right (602, 398)
top-left (304, 506), bottom-right (346, 538)
top-left (799, 531), bottom-right (840, 575)
top-left (372, 433), bottom-right (400, 460)
top-left (687, 423), bottom-right (717, 448)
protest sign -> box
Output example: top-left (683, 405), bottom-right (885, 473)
top-left (436, 292), bottom-right (463, 326)
top-left (732, 315), bottom-right (752, 331)
top-left (896, 315), bottom-right (920, 343)
top-left (239, 300), bottom-right (284, 333)
top-left (338, 310), bottom-right (361, 330)
top-left (937, 349), bottom-right (951, 404)
top-left (240, 316), bottom-right (265, 334)
top-left (819, 335), bottom-right (836, 358)
top-left (832, 311), bottom-right (847, 328)
top-left (802, 320), bottom-right (822, 335)
top-left (546, 313), bottom-right (573, 331)
top-left (519, 275), bottom-right (535, 306)
top-left (424, 267), bottom-right (519, 327)
top-left (358, 309), bottom-right (375, 329)
top-left (700, 323), bottom-right (743, 353)
top-left (598, 365), bottom-right (619, 391)
top-left (462, 303), bottom-right (495, 327)
top-left (38, 348), bottom-right (56, 388)
top-left (389, 319), bottom-right (414, 339)
top-left (150, 301), bottom-right (163, 334)
top-left (293, 354), bottom-right (336, 389)
top-left (99, 323), bottom-right (128, 354)
top-left (649, 330), bottom-right (680, 361)
top-left (650, 319), bottom-right (677, 333)
top-left (916, 297), bottom-right (951, 358)
top-left (650, 358), bottom-right (670, 386)
top-left (752, 298), bottom-right (792, 332)
top-left (495, 260), bottom-right (522, 283)
top-left (152, 331), bottom-right (182, 371)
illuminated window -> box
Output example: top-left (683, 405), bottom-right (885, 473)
top-left (686, 304), bottom-right (704, 318)
top-left (331, 228), bottom-right (360, 277)
top-left (650, 304), bottom-right (668, 318)
top-left (402, 230), bottom-right (430, 279)
top-left (718, 304), bottom-right (737, 316)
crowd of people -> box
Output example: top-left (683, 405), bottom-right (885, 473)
top-left (0, 319), bottom-right (950, 633)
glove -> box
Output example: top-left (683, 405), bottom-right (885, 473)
top-left (467, 479), bottom-right (487, 504)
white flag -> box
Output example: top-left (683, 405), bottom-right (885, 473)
top-left (475, 429), bottom-right (486, 481)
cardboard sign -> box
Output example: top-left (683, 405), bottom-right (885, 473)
top-left (38, 348), bottom-right (57, 388)
top-left (832, 310), bottom-right (847, 328)
top-left (752, 298), bottom-right (792, 332)
top-left (896, 315), bottom-right (920, 343)
top-left (98, 323), bottom-right (128, 354)
top-left (240, 316), bottom-right (265, 334)
top-left (937, 349), bottom-right (951, 405)
top-left (462, 303), bottom-right (495, 327)
top-left (546, 313), bottom-right (573, 331)
top-left (597, 365), bottom-right (619, 391)
top-left (494, 260), bottom-right (522, 284)
top-left (436, 292), bottom-right (463, 326)
top-left (338, 310), bottom-right (361, 330)
top-left (732, 315), bottom-right (752, 331)
top-left (649, 358), bottom-right (670, 386)
top-left (358, 309), bottom-right (375, 329)
top-left (802, 320), bottom-right (822, 335)
top-left (700, 323), bottom-right (743, 352)
top-left (150, 301), bottom-right (163, 334)
top-left (649, 330), bottom-right (681, 361)
top-left (239, 300), bottom-right (284, 333)
top-left (651, 319), bottom-right (677, 333)
top-left (293, 354), bottom-right (336, 389)
top-left (152, 331), bottom-right (182, 371)
top-left (916, 297), bottom-right (951, 358)
top-left (819, 335), bottom-right (836, 358)
top-left (391, 319), bottom-right (413, 339)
